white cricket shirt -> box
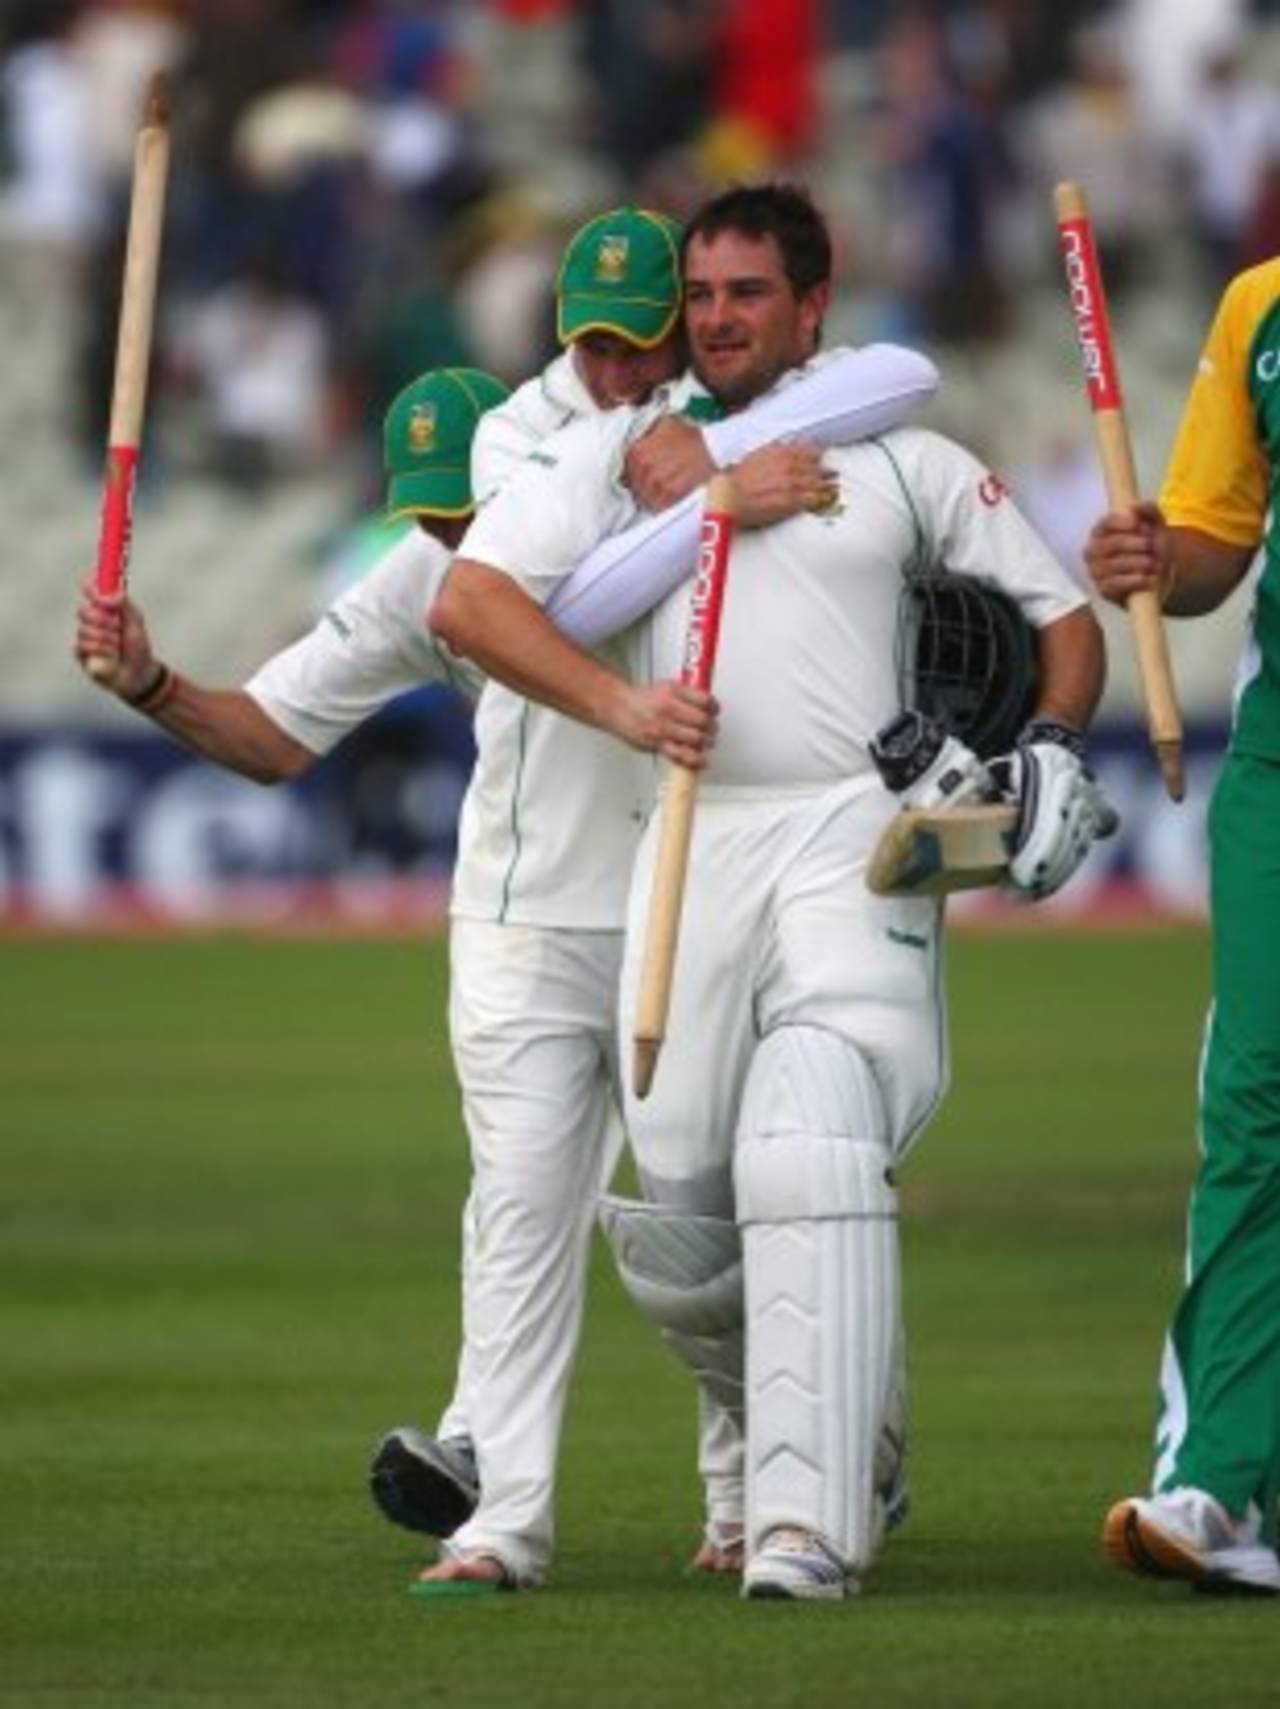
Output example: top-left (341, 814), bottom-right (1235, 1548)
top-left (645, 428), bottom-right (1086, 787)
top-left (243, 528), bottom-right (474, 751)
top-left (464, 421), bottom-right (1087, 790)
top-left (448, 354), bottom-right (663, 930)
top-left (469, 348), bottom-right (598, 501)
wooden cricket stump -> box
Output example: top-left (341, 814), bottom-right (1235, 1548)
top-left (631, 473), bottom-right (736, 1099)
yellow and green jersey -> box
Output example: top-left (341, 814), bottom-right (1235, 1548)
top-left (1161, 257), bottom-right (1280, 758)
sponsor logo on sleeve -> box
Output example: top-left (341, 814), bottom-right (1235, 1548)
top-left (978, 473), bottom-right (1008, 507)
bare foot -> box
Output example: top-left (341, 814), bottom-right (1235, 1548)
top-left (415, 1551), bottom-right (510, 1588)
top-left (689, 1532), bottom-right (744, 1575)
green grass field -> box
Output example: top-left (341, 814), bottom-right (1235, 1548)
top-left (4, 928), bottom-right (1277, 1708)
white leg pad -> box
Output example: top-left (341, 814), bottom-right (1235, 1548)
top-left (599, 1195), bottom-right (744, 1525)
top-left (735, 1025), bottom-right (900, 1574)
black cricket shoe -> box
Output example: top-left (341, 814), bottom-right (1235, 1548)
top-left (370, 1427), bottom-right (480, 1538)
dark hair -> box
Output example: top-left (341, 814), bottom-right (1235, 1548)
top-left (680, 183), bottom-right (833, 299)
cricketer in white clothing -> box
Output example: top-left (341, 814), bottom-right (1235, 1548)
top-left (417, 341), bottom-right (670, 1589)
top-left (432, 183), bottom-right (1109, 1601)
top-left (412, 334), bottom-right (944, 1585)
top-left (231, 252), bottom-right (943, 1585)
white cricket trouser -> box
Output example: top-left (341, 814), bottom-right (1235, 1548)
top-left (620, 778), bottom-right (947, 1569)
top-left (620, 777), bottom-right (948, 1193)
top-left (443, 918), bottom-right (622, 1585)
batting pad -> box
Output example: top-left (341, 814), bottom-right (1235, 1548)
top-left (735, 1025), bottom-right (900, 1572)
top-left (598, 1194), bottom-right (744, 1419)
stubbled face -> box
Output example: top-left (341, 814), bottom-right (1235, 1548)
top-left (571, 329), bottom-right (683, 408)
top-left (683, 229), bottom-right (828, 408)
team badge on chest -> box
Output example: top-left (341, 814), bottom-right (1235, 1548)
top-left (808, 483), bottom-right (845, 519)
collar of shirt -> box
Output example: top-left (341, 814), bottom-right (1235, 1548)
top-left (542, 348), bottom-right (598, 419)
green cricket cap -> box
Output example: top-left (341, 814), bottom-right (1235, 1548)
top-left (383, 367), bottom-right (510, 520)
top-left (557, 206), bottom-right (682, 349)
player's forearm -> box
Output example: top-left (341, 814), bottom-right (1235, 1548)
top-left (546, 492), bottom-right (700, 644)
top-left (550, 346), bottom-right (941, 647)
top-left (700, 343), bottom-right (939, 465)
top-left (130, 670), bottom-right (314, 783)
top-left (1032, 606), bottom-right (1107, 731)
top-left (1164, 527), bottom-right (1255, 616)
top-left (1086, 509), bottom-right (1254, 618)
top-left (431, 559), bottom-right (632, 735)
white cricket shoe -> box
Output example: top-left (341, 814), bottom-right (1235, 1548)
top-left (1103, 1487), bottom-right (1280, 1597)
top-left (742, 1527), bottom-right (853, 1601)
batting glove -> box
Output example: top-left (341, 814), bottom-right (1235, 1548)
top-left (869, 710), bottom-right (994, 810)
top-left (994, 718), bottom-right (1119, 901)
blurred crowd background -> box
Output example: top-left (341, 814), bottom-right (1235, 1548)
top-left (3, 0), bottom-right (1279, 921)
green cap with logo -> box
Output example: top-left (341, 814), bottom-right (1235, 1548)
top-left (557, 206), bottom-right (682, 349)
top-left (383, 367), bottom-right (510, 520)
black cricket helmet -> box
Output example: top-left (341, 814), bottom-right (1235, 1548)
top-left (895, 569), bottom-right (1038, 759)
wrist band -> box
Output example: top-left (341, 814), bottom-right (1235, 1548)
top-left (1018, 716), bottom-right (1085, 761)
top-left (125, 662), bottom-right (179, 715)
